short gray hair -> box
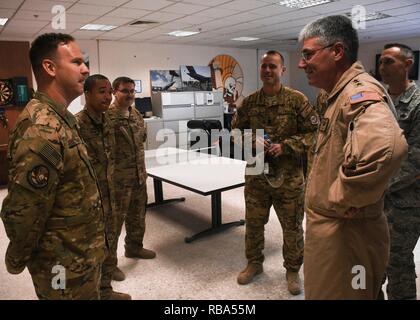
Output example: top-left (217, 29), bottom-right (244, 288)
top-left (299, 15), bottom-right (359, 64)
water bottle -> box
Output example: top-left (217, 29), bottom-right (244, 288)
top-left (264, 133), bottom-right (272, 146)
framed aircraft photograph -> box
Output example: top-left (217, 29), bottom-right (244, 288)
top-left (150, 70), bottom-right (182, 92)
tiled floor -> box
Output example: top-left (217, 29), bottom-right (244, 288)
top-left (0, 180), bottom-right (419, 300)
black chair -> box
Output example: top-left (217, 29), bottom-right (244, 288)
top-left (187, 120), bottom-right (222, 154)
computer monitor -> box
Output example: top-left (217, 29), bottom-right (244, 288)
top-left (135, 97), bottom-right (152, 114)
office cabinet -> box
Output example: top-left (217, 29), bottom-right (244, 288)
top-left (150, 91), bottom-right (224, 149)
top-left (144, 118), bottom-right (164, 150)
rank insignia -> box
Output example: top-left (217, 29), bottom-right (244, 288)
top-left (319, 118), bottom-right (329, 132)
top-left (27, 165), bottom-right (49, 188)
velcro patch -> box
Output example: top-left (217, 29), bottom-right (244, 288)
top-left (350, 91), bottom-right (382, 105)
top-left (27, 165), bottom-right (49, 189)
top-left (300, 104), bottom-right (313, 119)
top-left (319, 118), bottom-right (329, 132)
top-left (29, 141), bottom-right (62, 168)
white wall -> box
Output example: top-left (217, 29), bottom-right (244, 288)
top-left (288, 36), bottom-right (420, 105)
top-left (66, 40), bottom-right (258, 114)
top-left (98, 40), bottom-right (258, 98)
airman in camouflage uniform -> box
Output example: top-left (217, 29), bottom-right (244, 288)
top-left (0, 33), bottom-right (106, 300)
top-left (106, 77), bottom-right (155, 261)
top-left (75, 74), bottom-right (131, 300)
top-left (379, 44), bottom-right (420, 300)
top-left (232, 51), bottom-right (318, 295)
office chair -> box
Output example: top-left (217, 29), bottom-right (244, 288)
top-left (187, 120), bottom-right (222, 155)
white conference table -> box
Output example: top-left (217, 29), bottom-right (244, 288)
top-left (145, 147), bottom-right (246, 243)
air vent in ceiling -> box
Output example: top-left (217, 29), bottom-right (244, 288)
top-left (129, 20), bottom-right (158, 26)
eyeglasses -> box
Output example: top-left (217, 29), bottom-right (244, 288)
top-left (118, 89), bottom-right (135, 95)
top-left (301, 43), bottom-right (335, 62)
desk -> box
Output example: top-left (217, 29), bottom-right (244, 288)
top-left (145, 148), bottom-right (246, 242)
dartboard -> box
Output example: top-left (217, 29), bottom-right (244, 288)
top-left (0, 79), bottom-right (13, 106)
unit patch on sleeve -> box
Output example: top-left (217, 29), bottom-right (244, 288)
top-left (27, 165), bottom-right (49, 188)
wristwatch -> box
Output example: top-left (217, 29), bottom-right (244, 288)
top-left (0, 79), bottom-right (14, 106)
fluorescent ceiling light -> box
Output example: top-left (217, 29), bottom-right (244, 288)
top-left (231, 37), bottom-right (260, 41)
top-left (80, 24), bottom-right (117, 31)
top-left (167, 30), bottom-right (199, 37)
top-left (345, 11), bottom-right (391, 21)
top-left (278, 0), bottom-right (333, 9)
top-left (0, 18), bottom-right (8, 26)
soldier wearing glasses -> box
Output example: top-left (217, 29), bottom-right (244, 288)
top-left (298, 15), bottom-right (408, 299)
top-left (107, 77), bottom-right (155, 279)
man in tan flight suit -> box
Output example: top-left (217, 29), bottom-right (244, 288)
top-left (298, 15), bottom-right (408, 299)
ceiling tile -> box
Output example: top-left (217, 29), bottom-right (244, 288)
top-left (79, 0), bottom-right (127, 6)
top-left (4, 19), bottom-right (49, 29)
top-left (1, 29), bottom-right (39, 37)
top-left (104, 8), bottom-right (152, 19)
top-left (67, 4), bottom-right (116, 15)
top-left (172, 14), bottom-right (215, 25)
top-left (249, 4), bottom-right (294, 16)
top-left (403, 11), bottom-right (420, 20)
top-left (181, 0), bottom-right (232, 6)
top-left (123, 0), bottom-right (175, 11)
top-left (162, 2), bottom-right (208, 14)
top-left (223, 12), bottom-right (261, 24)
top-left (194, 7), bottom-right (238, 18)
top-left (65, 13), bottom-right (98, 24)
top-left (0, 8), bottom-right (15, 18)
top-left (20, 0), bottom-right (74, 12)
top-left (141, 11), bottom-right (185, 22)
top-left (72, 30), bottom-right (105, 39)
top-left (111, 25), bottom-right (153, 33)
top-left (158, 20), bottom-right (194, 30)
top-left (384, 4), bottom-right (420, 16)
top-left (92, 16), bottom-right (134, 26)
top-left (0, 0), bottom-right (24, 9)
top-left (219, 0), bottom-right (268, 11)
top-left (38, 22), bottom-right (83, 34)
top-left (365, 0), bottom-right (417, 11)
top-left (13, 9), bottom-right (52, 21)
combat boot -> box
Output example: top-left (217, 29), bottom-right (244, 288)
top-left (286, 270), bottom-right (302, 295)
top-left (112, 267), bottom-right (126, 281)
top-left (110, 291), bottom-right (132, 300)
top-left (125, 246), bottom-right (156, 259)
top-left (237, 263), bottom-right (263, 285)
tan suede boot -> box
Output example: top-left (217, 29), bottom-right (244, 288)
top-left (286, 270), bottom-right (302, 295)
top-left (112, 267), bottom-right (126, 281)
top-left (110, 291), bottom-right (132, 300)
top-left (237, 264), bottom-right (263, 285)
top-left (125, 247), bottom-right (156, 259)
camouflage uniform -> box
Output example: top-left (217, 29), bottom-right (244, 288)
top-left (385, 82), bottom-right (420, 300)
top-left (75, 107), bottom-right (116, 300)
top-left (0, 92), bottom-right (106, 300)
top-left (106, 103), bottom-right (148, 254)
top-left (232, 86), bottom-right (318, 271)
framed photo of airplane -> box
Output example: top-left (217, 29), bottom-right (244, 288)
top-left (150, 70), bottom-right (182, 92)
top-left (180, 65), bottom-right (212, 91)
